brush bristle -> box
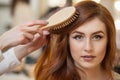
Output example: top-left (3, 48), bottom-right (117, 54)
top-left (49, 11), bottom-right (79, 34)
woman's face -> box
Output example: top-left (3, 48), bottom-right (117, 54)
top-left (69, 18), bottom-right (107, 69)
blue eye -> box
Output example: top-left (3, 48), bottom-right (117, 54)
top-left (73, 35), bottom-right (84, 40)
top-left (93, 35), bottom-right (103, 40)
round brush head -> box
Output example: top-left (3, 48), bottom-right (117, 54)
top-left (41, 6), bottom-right (79, 34)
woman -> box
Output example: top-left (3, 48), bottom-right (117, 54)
top-left (34, 1), bottom-right (120, 80)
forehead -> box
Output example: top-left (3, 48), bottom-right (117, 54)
top-left (72, 18), bottom-right (106, 34)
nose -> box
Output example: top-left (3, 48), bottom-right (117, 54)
top-left (84, 39), bottom-right (93, 53)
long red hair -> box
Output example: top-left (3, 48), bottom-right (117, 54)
top-left (34, 1), bottom-right (116, 80)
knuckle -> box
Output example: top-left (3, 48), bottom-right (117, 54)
top-left (19, 33), bottom-right (25, 40)
top-left (20, 36), bottom-right (25, 41)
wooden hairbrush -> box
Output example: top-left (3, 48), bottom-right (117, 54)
top-left (41, 6), bottom-right (79, 34)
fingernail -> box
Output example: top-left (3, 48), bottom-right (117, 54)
top-left (43, 30), bottom-right (50, 35)
top-left (44, 21), bottom-right (49, 24)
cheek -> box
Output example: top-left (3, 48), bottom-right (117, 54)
top-left (95, 41), bottom-right (107, 60)
top-left (69, 39), bottom-right (82, 60)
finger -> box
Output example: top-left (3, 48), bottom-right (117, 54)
top-left (21, 25), bottom-right (39, 34)
top-left (21, 38), bottom-right (30, 44)
top-left (39, 37), bottom-right (47, 47)
top-left (34, 33), bottom-right (45, 43)
top-left (40, 35), bottom-right (47, 46)
top-left (43, 30), bottom-right (50, 35)
top-left (35, 33), bottom-right (46, 46)
top-left (25, 20), bottom-right (48, 27)
top-left (37, 28), bottom-right (50, 36)
top-left (32, 32), bottom-right (44, 44)
top-left (23, 32), bottom-right (34, 41)
top-left (37, 29), bottom-right (44, 37)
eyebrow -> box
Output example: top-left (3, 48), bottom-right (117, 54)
top-left (71, 30), bottom-right (105, 35)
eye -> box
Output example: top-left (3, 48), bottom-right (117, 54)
top-left (93, 35), bottom-right (103, 40)
top-left (73, 35), bottom-right (84, 40)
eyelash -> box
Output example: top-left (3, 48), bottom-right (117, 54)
top-left (73, 35), bottom-right (84, 40)
top-left (93, 35), bottom-right (103, 40)
top-left (72, 35), bottom-right (103, 41)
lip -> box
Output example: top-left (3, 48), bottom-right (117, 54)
top-left (81, 55), bottom-right (96, 61)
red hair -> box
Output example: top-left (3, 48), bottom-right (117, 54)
top-left (34, 1), bottom-right (116, 80)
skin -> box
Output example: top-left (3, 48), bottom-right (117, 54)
top-left (0, 20), bottom-right (49, 60)
top-left (69, 18), bottom-right (108, 80)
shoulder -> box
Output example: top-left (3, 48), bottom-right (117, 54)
top-left (113, 72), bottom-right (120, 80)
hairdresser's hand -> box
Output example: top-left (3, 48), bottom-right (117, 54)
top-left (14, 30), bottom-right (50, 61)
top-left (0, 20), bottom-right (48, 52)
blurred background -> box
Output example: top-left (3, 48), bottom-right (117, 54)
top-left (0, 0), bottom-right (120, 80)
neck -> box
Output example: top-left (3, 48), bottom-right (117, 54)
top-left (76, 65), bottom-right (108, 80)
